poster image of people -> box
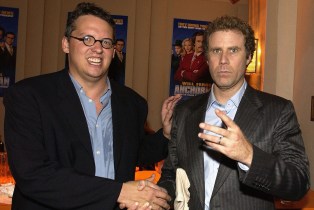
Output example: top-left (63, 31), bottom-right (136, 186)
top-left (170, 18), bottom-right (213, 100)
top-left (108, 15), bottom-right (128, 85)
top-left (0, 6), bottom-right (19, 97)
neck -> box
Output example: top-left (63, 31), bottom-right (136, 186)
top-left (213, 79), bottom-right (244, 104)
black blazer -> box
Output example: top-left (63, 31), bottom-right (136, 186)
top-left (158, 85), bottom-right (310, 210)
top-left (4, 69), bottom-right (168, 210)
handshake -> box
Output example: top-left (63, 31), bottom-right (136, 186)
top-left (118, 175), bottom-right (171, 210)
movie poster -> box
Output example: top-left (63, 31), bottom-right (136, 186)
top-left (170, 18), bottom-right (211, 100)
top-left (0, 7), bottom-right (19, 97)
top-left (109, 15), bottom-right (128, 85)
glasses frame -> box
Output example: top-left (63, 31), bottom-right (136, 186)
top-left (70, 35), bottom-right (114, 49)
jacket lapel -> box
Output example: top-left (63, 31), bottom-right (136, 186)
top-left (56, 70), bottom-right (94, 160)
top-left (185, 94), bottom-right (208, 207)
top-left (211, 86), bottom-right (263, 196)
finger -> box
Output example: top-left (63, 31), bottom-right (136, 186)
top-left (164, 95), bottom-right (181, 110)
top-left (150, 197), bottom-right (171, 210)
top-left (119, 203), bottom-right (126, 209)
top-left (159, 186), bottom-right (168, 194)
top-left (121, 202), bottom-right (137, 210)
top-left (145, 173), bottom-right (155, 182)
top-left (215, 109), bottom-right (235, 129)
top-left (137, 180), bottom-right (146, 191)
top-left (168, 94), bottom-right (182, 109)
top-left (199, 122), bottom-right (226, 137)
top-left (138, 202), bottom-right (152, 210)
top-left (145, 181), bottom-right (163, 191)
top-left (153, 187), bottom-right (172, 202)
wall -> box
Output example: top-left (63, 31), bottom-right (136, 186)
top-left (294, 0), bottom-right (314, 188)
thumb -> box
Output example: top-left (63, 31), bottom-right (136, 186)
top-left (146, 173), bottom-right (155, 182)
top-left (137, 180), bottom-right (146, 191)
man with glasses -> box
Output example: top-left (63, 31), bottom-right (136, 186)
top-left (4, 2), bottom-right (179, 210)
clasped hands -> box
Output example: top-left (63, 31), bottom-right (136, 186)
top-left (118, 175), bottom-right (171, 210)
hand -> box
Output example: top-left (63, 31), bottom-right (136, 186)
top-left (119, 174), bottom-right (167, 209)
top-left (161, 94), bottom-right (182, 139)
top-left (118, 180), bottom-right (171, 210)
top-left (198, 109), bottom-right (253, 166)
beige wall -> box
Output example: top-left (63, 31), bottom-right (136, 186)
top-left (294, 0), bottom-right (314, 188)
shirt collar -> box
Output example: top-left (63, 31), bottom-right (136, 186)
top-left (207, 80), bottom-right (247, 110)
top-left (69, 73), bottom-right (111, 98)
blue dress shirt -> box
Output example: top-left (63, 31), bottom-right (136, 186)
top-left (70, 75), bottom-right (114, 179)
top-left (204, 81), bottom-right (247, 210)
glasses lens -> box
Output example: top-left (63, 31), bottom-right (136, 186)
top-left (83, 36), bottom-right (95, 46)
top-left (102, 39), bottom-right (113, 49)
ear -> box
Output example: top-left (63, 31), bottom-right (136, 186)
top-left (246, 54), bottom-right (252, 66)
top-left (62, 36), bottom-right (70, 53)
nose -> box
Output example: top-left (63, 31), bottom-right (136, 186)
top-left (91, 40), bottom-right (103, 53)
top-left (219, 51), bottom-right (229, 65)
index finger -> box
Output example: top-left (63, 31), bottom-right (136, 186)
top-left (163, 94), bottom-right (182, 110)
top-left (215, 109), bottom-right (235, 129)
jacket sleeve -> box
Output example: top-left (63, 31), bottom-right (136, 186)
top-left (135, 94), bottom-right (169, 165)
top-left (157, 109), bottom-right (179, 207)
top-left (239, 101), bottom-right (310, 200)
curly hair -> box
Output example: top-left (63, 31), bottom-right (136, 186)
top-left (204, 16), bottom-right (255, 59)
top-left (64, 2), bottom-right (116, 41)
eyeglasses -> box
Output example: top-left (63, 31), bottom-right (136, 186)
top-left (70, 35), bottom-right (114, 49)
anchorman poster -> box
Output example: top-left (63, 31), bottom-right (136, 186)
top-left (170, 18), bottom-right (211, 101)
top-left (0, 6), bottom-right (19, 97)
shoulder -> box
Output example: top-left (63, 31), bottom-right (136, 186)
top-left (5, 70), bottom-right (67, 98)
top-left (176, 92), bottom-right (209, 112)
top-left (244, 86), bottom-right (292, 111)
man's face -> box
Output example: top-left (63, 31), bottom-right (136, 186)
top-left (5, 34), bottom-right (15, 45)
top-left (174, 46), bottom-right (182, 55)
top-left (62, 15), bottom-right (114, 83)
top-left (207, 30), bottom-right (251, 92)
top-left (115, 40), bottom-right (124, 52)
top-left (194, 35), bottom-right (204, 53)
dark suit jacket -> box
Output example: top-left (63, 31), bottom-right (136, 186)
top-left (0, 45), bottom-right (16, 83)
top-left (4, 69), bottom-right (168, 210)
top-left (158, 85), bottom-right (310, 210)
top-left (174, 52), bottom-right (212, 84)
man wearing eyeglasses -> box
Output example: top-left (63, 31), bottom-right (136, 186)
top-left (4, 2), bottom-right (179, 210)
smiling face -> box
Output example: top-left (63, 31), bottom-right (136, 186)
top-left (207, 30), bottom-right (251, 94)
top-left (62, 15), bottom-right (114, 84)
